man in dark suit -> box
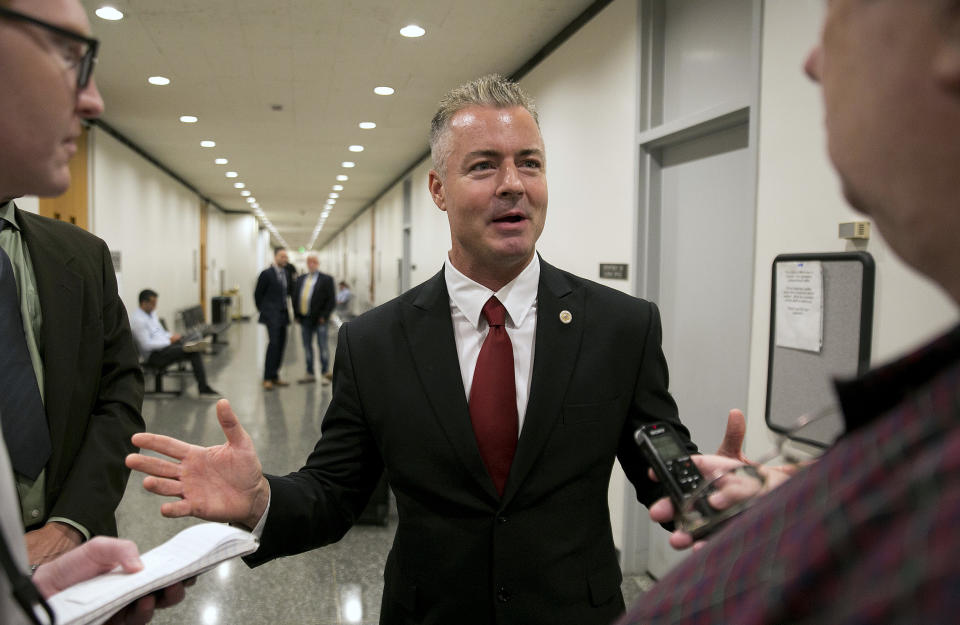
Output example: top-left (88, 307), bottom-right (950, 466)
top-left (0, 3), bottom-right (187, 621)
top-left (128, 75), bottom-right (739, 625)
top-left (293, 253), bottom-right (336, 384)
top-left (254, 247), bottom-right (291, 390)
top-left (0, 0), bottom-right (144, 572)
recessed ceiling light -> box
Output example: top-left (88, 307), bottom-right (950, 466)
top-left (233, 182), bottom-right (245, 189)
top-left (327, 199), bottom-right (336, 205)
top-left (400, 24), bottom-right (425, 38)
top-left (332, 185), bottom-right (343, 191)
top-left (225, 171), bottom-right (238, 178)
top-left (246, 197), bottom-right (256, 203)
top-left (179, 115), bottom-right (198, 123)
top-left (201, 140), bottom-right (216, 148)
top-left (215, 158), bottom-right (228, 165)
top-left (95, 6), bottom-right (124, 21)
top-left (358, 122), bottom-right (376, 130)
top-left (240, 190), bottom-right (251, 196)
top-left (252, 203), bottom-right (260, 208)
top-left (329, 193), bottom-right (339, 199)
top-left (148, 76), bottom-right (170, 86)
top-left (348, 145), bottom-right (364, 153)
top-left (373, 86), bottom-right (394, 96)
top-left (336, 175), bottom-right (349, 181)
top-left (341, 162), bottom-right (355, 168)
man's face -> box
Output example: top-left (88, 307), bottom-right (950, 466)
top-left (141, 296), bottom-right (157, 314)
top-left (804, 0), bottom-right (960, 277)
top-left (306, 256), bottom-right (319, 273)
top-left (0, 0), bottom-right (105, 199)
top-left (428, 105), bottom-right (547, 284)
top-left (275, 250), bottom-right (289, 266)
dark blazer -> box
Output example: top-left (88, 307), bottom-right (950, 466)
top-left (248, 259), bottom-right (696, 625)
top-left (16, 209), bottom-right (144, 537)
top-left (254, 265), bottom-right (290, 327)
top-left (293, 271), bottom-right (336, 324)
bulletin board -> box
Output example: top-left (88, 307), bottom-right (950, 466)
top-left (765, 252), bottom-right (875, 447)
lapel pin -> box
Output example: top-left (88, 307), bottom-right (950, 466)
top-left (559, 310), bottom-right (573, 324)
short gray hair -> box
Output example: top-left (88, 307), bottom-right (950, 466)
top-left (429, 74), bottom-right (538, 177)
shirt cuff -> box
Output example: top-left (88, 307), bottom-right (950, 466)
top-left (47, 516), bottom-right (91, 542)
top-left (230, 488), bottom-right (270, 549)
top-left (250, 490), bottom-right (271, 539)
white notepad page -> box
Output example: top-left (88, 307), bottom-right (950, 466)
top-left (48, 523), bottom-right (258, 625)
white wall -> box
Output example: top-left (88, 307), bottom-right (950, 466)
top-left (745, 0), bottom-right (958, 457)
top-left (90, 128), bottom-right (202, 328)
top-left (207, 208), bottom-right (260, 320)
top-left (89, 128), bottom-right (261, 328)
top-left (409, 160), bottom-right (451, 287)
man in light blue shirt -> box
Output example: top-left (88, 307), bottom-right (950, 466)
top-left (130, 289), bottom-right (219, 397)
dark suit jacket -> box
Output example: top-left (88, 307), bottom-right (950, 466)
top-left (293, 271), bottom-right (336, 325)
top-left (16, 209), bottom-right (144, 537)
top-left (248, 259), bottom-right (696, 625)
top-left (254, 266), bottom-right (290, 327)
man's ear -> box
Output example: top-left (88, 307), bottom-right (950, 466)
top-left (934, 7), bottom-right (960, 92)
top-left (428, 169), bottom-right (446, 212)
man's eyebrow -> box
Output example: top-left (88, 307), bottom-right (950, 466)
top-left (461, 148), bottom-right (545, 161)
top-left (516, 148), bottom-right (545, 159)
top-left (462, 149), bottom-right (501, 161)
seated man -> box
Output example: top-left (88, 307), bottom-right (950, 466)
top-left (131, 289), bottom-right (219, 397)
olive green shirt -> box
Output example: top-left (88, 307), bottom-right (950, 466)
top-left (0, 200), bottom-right (89, 540)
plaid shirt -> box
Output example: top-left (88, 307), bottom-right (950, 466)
top-left (618, 324), bottom-right (960, 625)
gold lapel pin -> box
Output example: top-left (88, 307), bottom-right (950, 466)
top-left (559, 310), bottom-right (573, 324)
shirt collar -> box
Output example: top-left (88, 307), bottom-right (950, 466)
top-left (444, 254), bottom-right (540, 330)
top-left (834, 323), bottom-right (960, 433)
top-left (0, 200), bottom-right (19, 231)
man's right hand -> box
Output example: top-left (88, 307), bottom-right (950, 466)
top-left (126, 399), bottom-right (270, 530)
top-left (170, 333), bottom-right (183, 343)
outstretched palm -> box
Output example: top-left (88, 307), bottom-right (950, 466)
top-left (126, 399), bottom-right (270, 529)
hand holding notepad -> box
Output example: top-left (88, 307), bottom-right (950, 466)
top-left (48, 523), bottom-right (258, 625)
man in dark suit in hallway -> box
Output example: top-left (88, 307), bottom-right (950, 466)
top-left (293, 253), bottom-right (336, 385)
top-left (0, 0), bottom-right (144, 572)
top-left (254, 246), bottom-right (291, 390)
top-left (128, 75), bottom-right (743, 625)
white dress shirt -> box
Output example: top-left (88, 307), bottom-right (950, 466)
top-left (130, 307), bottom-right (171, 360)
top-left (445, 254), bottom-right (539, 430)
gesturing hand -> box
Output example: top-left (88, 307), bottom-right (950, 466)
top-left (649, 409), bottom-right (797, 551)
top-left (126, 399), bottom-right (271, 530)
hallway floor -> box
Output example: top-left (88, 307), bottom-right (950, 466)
top-left (116, 321), bottom-right (647, 624)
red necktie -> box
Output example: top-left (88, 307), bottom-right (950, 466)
top-left (469, 296), bottom-right (518, 496)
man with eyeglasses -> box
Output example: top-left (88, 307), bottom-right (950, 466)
top-left (0, 2), bottom-right (171, 623)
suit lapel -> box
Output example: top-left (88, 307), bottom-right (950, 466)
top-left (401, 270), bottom-right (500, 502)
top-left (502, 260), bottom-right (583, 504)
top-left (16, 211), bottom-right (83, 464)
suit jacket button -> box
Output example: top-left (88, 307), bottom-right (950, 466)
top-left (496, 586), bottom-right (511, 603)
top-left (496, 515), bottom-right (508, 525)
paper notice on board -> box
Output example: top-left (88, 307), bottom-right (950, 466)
top-left (775, 261), bottom-right (823, 353)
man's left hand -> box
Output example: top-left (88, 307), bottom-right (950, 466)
top-left (25, 521), bottom-right (83, 568)
top-left (32, 535), bottom-right (191, 625)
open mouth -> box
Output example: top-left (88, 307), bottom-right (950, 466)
top-left (493, 214), bottom-right (525, 224)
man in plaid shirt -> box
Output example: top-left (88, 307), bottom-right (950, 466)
top-left (619, 1), bottom-right (960, 623)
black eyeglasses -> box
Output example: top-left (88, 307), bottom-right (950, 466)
top-left (0, 6), bottom-right (99, 90)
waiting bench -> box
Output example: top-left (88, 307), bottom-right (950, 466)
top-left (178, 304), bottom-right (231, 348)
